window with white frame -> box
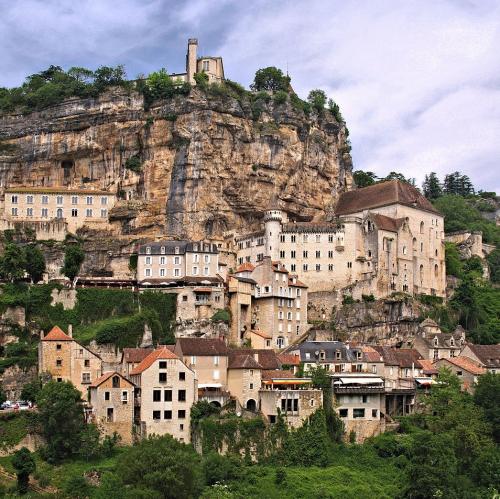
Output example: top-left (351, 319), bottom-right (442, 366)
top-left (145, 268), bottom-right (151, 277)
top-left (174, 256), bottom-right (180, 265)
top-left (174, 268), bottom-right (180, 277)
top-left (86, 196), bottom-right (93, 205)
top-left (42, 195), bottom-right (48, 205)
top-left (160, 256), bottom-right (166, 265)
top-left (11, 207), bottom-right (18, 216)
top-left (27, 208), bottom-right (33, 217)
top-left (11, 195), bottom-right (18, 204)
top-left (86, 208), bottom-right (93, 217)
top-left (56, 196), bottom-right (63, 205)
top-left (203, 267), bottom-right (209, 275)
top-left (71, 196), bottom-right (78, 205)
top-left (160, 269), bottom-right (165, 277)
top-left (100, 209), bottom-right (107, 218)
top-left (26, 195), bottom-right (33, 204)
top-left (146, 256), bottom-right (152, 265)
top-left (101, 196), bottom-right (107, 205)
top-left (71, 209), bottom-right (78, 217)
top-left (41, 208), bottom-right (48, 218)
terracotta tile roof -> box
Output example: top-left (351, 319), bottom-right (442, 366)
top-left (176, 338), bottom-right (228, 356)
top-left (278, 353), bottom-right (301, 366)
top-left (463, 344), bottom-right (500, 368)
top-left (418, 359), bottom-right (438, 375)
top-left (335, 180), bottom-right (441, 216)
top-left (271, 261), bottom-right (289, 274)
top-left (370, 213), bottom-right (405, 233)
top-left (42, 326), bottom-right (73, 341)
top-left (236, 263), bottom-right (255, 273)
top-left (130, 347), bottom-right (179, 375)
top-left (288, 276), bottom-right (308, 288)
top-left (229, 349), bottom-right (281, 370)
top-left (228, 352), bottom-right (262, 369)
top-left (89, 371), bottom-right (135, 388)
top-left (261, 369), bottom-right (296, 380)
top-left (362, 346), bottom-right (383, 363)
top-left (251, 329), bottom-right (272, 339)
top-left (373, 346), bottom-right (423, 368)
top-left (122, 348), bottom-right (154, 364)
top-left (437, 356), bottom-right (485, 375)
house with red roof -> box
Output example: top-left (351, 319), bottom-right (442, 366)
top-left (38, 325), bottom-right (102, 396)
top-left (434, 356), bottom-right (486, 393)
top-left (129, 346), bottom-right (197, 443)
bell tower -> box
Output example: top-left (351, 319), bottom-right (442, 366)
top-left (186, 38), bottom-right (198, 85)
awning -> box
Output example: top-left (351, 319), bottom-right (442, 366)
top-left (198, 383), bottom-right (222, 389)
top-left (333, 377), bottom-right (384, 385)
top-left (415, 378), bottom-right (436, 386)
top-left (262, 379), bottom-right (312, 385)
top-left (194, 288), bottom-right (213, 293)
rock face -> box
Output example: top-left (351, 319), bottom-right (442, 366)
top-left (0, 87), bottom-right (352, 264)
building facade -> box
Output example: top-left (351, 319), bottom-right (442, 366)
top-left (88, 372), bottom-right (135, 445)
top-left (39, 326), bottom-right (102, 396)
top-left (130, 347), bottom-right (197, 443)
top-left (230, 180), bottom-right (446, 299)
top-left (3, 187), bottom-right (115, 237)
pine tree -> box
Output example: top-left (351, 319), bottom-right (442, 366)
top-left (422, 172), bottom-right (442, 199)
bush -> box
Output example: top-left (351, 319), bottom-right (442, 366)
top-left (194, 72), bottom-right (209, 87)
top-left (125, 155), bottom-right (142, 173)
top-left (211, 308), bottom-right (230, 323)
top-left (307, 89), bottom-right (327, 113)
top-left (342, 295), bottom-right (355, 305)
top-left (273, 90), bottom-right (288, 105)
top-left (362, 294), bottom-right (375, 303)
top-left (251, 67), bottom-right (290, 92)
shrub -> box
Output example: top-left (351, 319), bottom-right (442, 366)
top-left (362, 294), bottom-right (375, 302)
top-left (194, 72), bottom-right (209, 87)
top-left (211, 308), bottom-right (230, 323)
top-left (125, 155), bottom-right (142, 173)
top-left (342, 295), bottom-right (355, 305)
top-left (62, 242), bottom-right (85, 282)
top-left (307, 89), bottom-right (327, 113)
top-left (273, 90), bottom-right (288, 105)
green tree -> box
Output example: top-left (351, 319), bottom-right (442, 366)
top-left (20, 378), bottom-right (42, 403)
top-left (443, 171), bottom-right (475, 196)
top-left (37, 381), bottom-right (85, 462)
top-left (307, 89), bottom-right (327, 113)
top-left (471, 446), bottom-right (500, 490)
top-left (353, 170), bottom-right (378, 188)
top-left (444, 242), bottom-right (463, 278)
top-left (251, 67), bottom-right (290, 92)
top-left (403, 431), bottom-right (457, 499)
top-left (422, 172), bottom-right (442, 200)
top-left (12, 447), bottom-right (36, 494)
top-left (0, 242), bottom-right (27, 281)
top-left (116, 435), bottom-right (203, 498)
top-left (24, 244), bottom-right (46, 283)
top-left (62, 243), bottom-right (85, 282)
top-left (328, 98), bottom-right (344, 122)
top-left (474, 373), bottom-right (500, 443)
top-left (0, 387), bottom-right (6, 405)
top-left (64, 475), bottom-right (91, 499)
top-left (145, 68), bottom-right (175, 100)
top-left (382, 171), bottom-right (416, 186)
top-left (202, 452), bottom-right (241, 486)
top-left (486, 248), bottom-right (500, 283)
top-left (79, 424), bottom-right (102, 461)
top-left (93, 65), bottom-right (127, 93)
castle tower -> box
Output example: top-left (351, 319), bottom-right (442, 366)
top-left (186, 38), bottom-right (198, 85)
top-left (264, 209), bottom-right (284, 261)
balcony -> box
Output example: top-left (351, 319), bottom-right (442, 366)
top-left (333, 385), bottom-right (385, 394)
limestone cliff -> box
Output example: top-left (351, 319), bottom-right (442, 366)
top-left (0, 87), bottom-right (352, 255)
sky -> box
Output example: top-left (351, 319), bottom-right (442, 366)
top-left (1, 0), bottom-right (499, 193)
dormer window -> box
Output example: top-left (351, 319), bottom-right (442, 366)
top-left (319, 351), bottom-right (325, 361)
top-left (175, 247), bottom-right (180, 254)
top-left (433, 338), bottom-right (439, 347)
top-left (160, 246), bottom-right (166, 254)
top-left (193, 244), bottom-right (198, 251)
top-left (146, 247), bottom-right (151, 255)
top-left (450, 338), bottom-right (455, 347)
top-left (336, 351), bottom-right (341, 360)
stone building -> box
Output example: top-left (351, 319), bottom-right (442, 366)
top-left (88, 371), bottom-right (135, 445)
top-left (460, 344), bottom-right (500, 374)
top-left (137, 240), bottom-right (225, 321)
top-left (2, 187), bottom-right (115, 240)
top-left (121, 348), bottom-right (154, 377)
top-left (331, 373), bottom-right (386, 442)
top-left (434, 356), bottom-right (485, 393)
top-left (230, 257), bottom-right (308, 348)
top-left (230, 180), bottom-right (446, 299)
top-left (174, 338), bottom-right (229, 406)
top-left (227, 272), bottom-right (255, 344)
top-left (39, 325), bottom-right (102, 396)
top-left (413, 321), bottom-right (466, 361)
top-left (170, 38), bottom-right (225, 85)
top-left (259, 372), bottom-right (322, 428)
top-left (227, 351), bottom-right (263, 411)
top-left (129, 346), bottom-right (197, 443)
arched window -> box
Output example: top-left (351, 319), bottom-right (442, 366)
top-left (56, 208), bottom-right (63, 219)
top-left (419, 264), bottom-right (424, 282)
top-left (434, 264), bottom-right (439, 278)
top-left (420, 221), bottom-right (424, 234)
top-left (246, 399), bottom-right (257, 411)
top-left (412, 238), bottom-right (417, 251)
top-left (402, 245), bottom-right (407, 255)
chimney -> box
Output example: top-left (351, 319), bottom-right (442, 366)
top-left (40, 330), bottom-right (44, 340)
top-left (68, 324), bottom-right (73, 338)
top-left (253, 352), bottom-right (259, 362)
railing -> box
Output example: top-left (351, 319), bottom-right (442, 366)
top-left (333, 385), bottom-right (385, 393)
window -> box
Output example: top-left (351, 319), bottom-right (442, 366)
top-left (101, 196), bottom-right (107, 205)
top-left (27, 208), bottom-right (33, 217)
top-left (56, 196), bottom-right (63, 205)
top-left (420, 221), bottom-right (424, 234)
top-left (56, 208), bottom-right (63, 219)
top-left (101, 209), bottom-right (107, 218)
top-left (41, 208), bottom-right (48, 218)
top-left (316, 250), bottom-right (321, 258)
top-left (11, 207), bottom-right (18, 216)
top-left (203, 267), bottom-right (209, 276)
top-left (328, 264), bottom-right (334, 271)
top-left (291, 264), bottom-right (296, 272)
top-left (145, 256), bottom-right (152, 265)
top-left (159, 372), bottom-right (167, 383)
top-left (353, 408), bottom-right (365, 418)
top-left (146, 246), bottom-right (151, 255)
top-left (280, 250), bottom-right (285, 258)
top-left (71, 196), bottom-right (78, 205)
top-left (456, 370), bottom-right (463, 376)
top-left (303, 234), bottom-right (308, 243)
top-left (105, 391), bottom-right (110, 401)
top-left (71, 209), bottom-right (78, 217)
top-left (153, 390), bottom-right (161, 402)
top-left (190, 356), bottom-right (196, 365)
top-left (303, 250), bottom-right (308, 258)
top-left (204, 254), bottom-right (210, 263)
top-left (178, 410), bottom-right (186, 419)
top-left (303, 264), bottom-right (308, 272)
top-left (402, 245), bottom-right (407, 255)
top-left (107, 408), bottom-right (114, 423)
top-left (372, 409), bottom-right (378, 418)
top-left (316, 264), bottom-right (321, 272)
top-left (178, 390), bottom-right (186, 402)
top-left (316, 234), bottom-right (321, 242)
top-left (26, 195), bottom-right (33, 204)
top-left (84, 359), bottom-right (90, 367)
top-left (160, 269), bottom-right (165, 277)
top-left (202, 60), bottom-right (209, 71)
top-left (182, 295), bottom-right (187, 302)
top-left (362, 395), bottom-right (368, 403)
top-left (174, 268), bottom-right (180, 277)
top-left (122, 391), bottom-right (128, 403)
top-left (82, 373), bottom-right (91, 384)
top-left (56, 344), bottom-right (61, 350)
top-left (153, 411), bottom-right (161, 420)
top-left (164, 410), bottom-right (172, 419)
top-left (164, 390), bottom-right (172, 401)
top-left (56, 359), bottom-right (62, 366)
top-left (42, 195), bottom-right (48, 204)
top-left (174, 256), bottom-right (180, 265)
top-left (213, 370), bottom-right (220, 380)
top-left (86, 196), bottom-right (93, 205)
top-left (179, 372), bottom-right (186, 381)
top-left (86, 208), bottom-right (93, 217)
top-left (339, 409), bottom-right (348, 418)
top-left (291, 235), bottom-right (296, 243)
top-left (347, 262), bottom-right (352, 268)
top-left (145, 268), bottom-right (151, 277)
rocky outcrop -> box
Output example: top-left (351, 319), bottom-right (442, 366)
top-left (0, 87), bottom-right (352, 261)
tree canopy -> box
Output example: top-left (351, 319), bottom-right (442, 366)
top-left (251, 67), bottom-right (291, 92)
top-left (62, 243), bottom-right (85, 282)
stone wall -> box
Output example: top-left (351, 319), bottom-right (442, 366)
top-left (0, 365), bottom-right (37, 400)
